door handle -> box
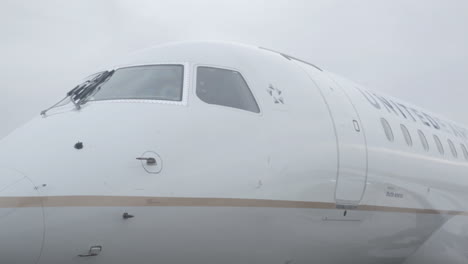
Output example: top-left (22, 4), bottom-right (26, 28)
top-left (136, 157), bottom-right (157, 165)
top-left (353, 120), bottom-right (361, 132)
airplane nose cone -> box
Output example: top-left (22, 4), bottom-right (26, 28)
top-left (0, 168), bottom-right (44, 264)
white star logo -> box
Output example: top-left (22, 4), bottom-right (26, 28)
top-left (267, 84), bottom-right (284, 104)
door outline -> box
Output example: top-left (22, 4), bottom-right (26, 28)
top-left (290, 60), bottom-right (368, 207)
top-left (327, 76), bottom-right (369, 207)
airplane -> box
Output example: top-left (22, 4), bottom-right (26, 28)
top-left (0, 41), bottom-right (467, 264)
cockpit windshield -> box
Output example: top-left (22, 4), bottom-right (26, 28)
top-left (40, 64), bottom-right (184, 116)
top-left (84, 65), bottom-right (184, 102)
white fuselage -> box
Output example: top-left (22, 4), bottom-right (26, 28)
top-left (0, 41), bottom-right (467, 264)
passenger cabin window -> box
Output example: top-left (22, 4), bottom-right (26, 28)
top-left (447, 139), bottom-right (458, 158)
top-left (461, 144), bottom-right (468, 161)
top-left (381, 118), bottom-right (394, 142)
top-left (86, 65), bottom-right (184, 101)
top-left (433, 135), bottom-right (444, 155)
top-left (196, 67), bottom-right (260, 113)
top-left (418, 130), bottom-right (429, 152)
top-left (400, 124), bottom-right (412, 146)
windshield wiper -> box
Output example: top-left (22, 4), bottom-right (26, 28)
top-left (70, 70), bottom-right (114, 107)
top-left (41, 70), bottom-right (115, 117)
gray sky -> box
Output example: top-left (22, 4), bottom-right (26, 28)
top-left (1, 0), bottom-right (468, 138)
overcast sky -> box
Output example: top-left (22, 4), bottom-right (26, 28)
top-left (1, 0), bottom-right (467, 138)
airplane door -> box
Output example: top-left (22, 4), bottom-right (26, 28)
top-left (293, 62), bottom-right (368, 207)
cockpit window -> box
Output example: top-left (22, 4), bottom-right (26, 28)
top-left (85, 65), bottom-right (184, 102)
top-left (196, 67), bottom-right (260, 113)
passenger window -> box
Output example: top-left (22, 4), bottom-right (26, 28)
top-left (196, 67), bottom-right (260, 113)
top-left (461, 144), bottom-right (468, 161)
top-left (418, 130), bottom-right (429, 152)
top-left (433, 135), bottom-right (444, 155)
top-left (447, 139), bottom-right (458, 158)
top-left (400, 124), bottom-right (412, 146)
top-left (381, 118), bottom-right (394, 142)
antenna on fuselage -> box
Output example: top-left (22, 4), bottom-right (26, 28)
top-left (258, 46), bottom-right (323, 72)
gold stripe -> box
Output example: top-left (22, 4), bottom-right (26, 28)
top-left (357, 204), bottom-right (468, 216)
top-left (42, 196), bottom-right (337, 209)
top-left (0, 196), bottom-right (466, 216)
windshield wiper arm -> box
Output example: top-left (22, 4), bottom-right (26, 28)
top-left (71, 70), bottom-right (115, 107)
top-left (40, 70), bottom-right (114, 117)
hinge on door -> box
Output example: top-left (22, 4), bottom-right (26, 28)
top-left (336, 204), bottom-right (358, 210)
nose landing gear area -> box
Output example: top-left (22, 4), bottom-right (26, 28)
top-left (0, 168), bottom-right (44, 264)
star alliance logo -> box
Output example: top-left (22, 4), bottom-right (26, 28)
top-left (267, 84), bottom-right (284, 104)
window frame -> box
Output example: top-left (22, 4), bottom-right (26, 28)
top-left (461, 143), bottom-right (468, 161)
top-left (85, 63), bottom-right (190, 106)
top-left (417, 130), bottom-right (429, 152)
top-left (193, 64), bottom-right (262, 115)
top-left (447, 139), bottom-right (458, 158)
top-left (400, 124), bottom-right (412, 146)
top-left (380, 118), bottom-right (394, 142)
top-left (433, 135), bottom-right (444, 155)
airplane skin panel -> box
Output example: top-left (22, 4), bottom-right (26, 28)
top-left (403, 215), bottom-right (468, 264)
top-left (35, 205), bottom-right (449, 264)
top-left (0, 41), bottom-right (467, 263)
top-left (0, 169), bottom-right (44, 264)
